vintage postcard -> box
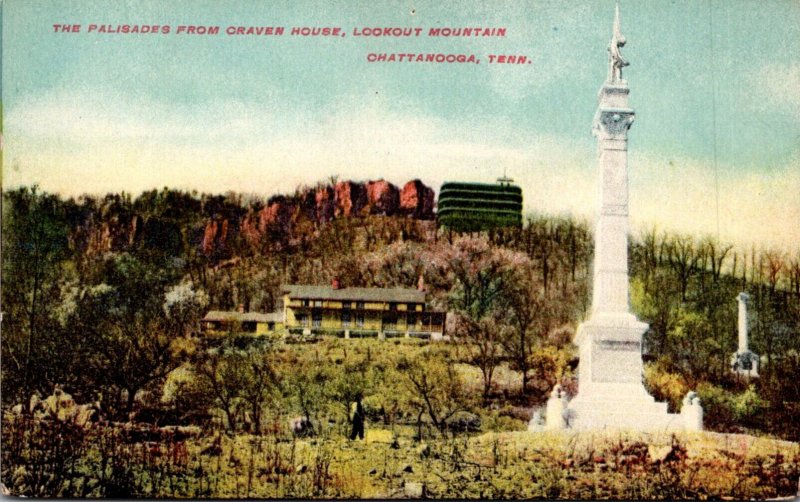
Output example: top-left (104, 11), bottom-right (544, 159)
top-left (2, 0), bottom-right (799, 498)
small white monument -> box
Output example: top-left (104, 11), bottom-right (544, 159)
top-left (527, 410), bottom-right (545, 432)
top-left (543, 4), bottom-right (701, 432)
top-left (731, 292), bottom-right (759, 377)
top-left (680, 391), bottom-right (704, 431)
top-left (545, 385), bottom-right (567, 430)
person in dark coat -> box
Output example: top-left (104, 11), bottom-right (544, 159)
top-left (350, 397), bottom-right (365, 440)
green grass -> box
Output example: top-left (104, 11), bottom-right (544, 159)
top-left (157, 427), bottom-right (799, 499)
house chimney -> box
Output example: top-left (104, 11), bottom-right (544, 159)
top-left (332, 277), bottom-right (341, 290)
top-left (238, 304), bottom-right (245, 313)
top-left (417, 274), bottom-right (425, 292)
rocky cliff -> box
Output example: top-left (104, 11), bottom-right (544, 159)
top-left (75, 179), bottom-right (435, 259)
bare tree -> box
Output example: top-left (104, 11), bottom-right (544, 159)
top-left (397, 349), bottom-right (466, 439)
top-left (666, 235), bottom-right (701, 302)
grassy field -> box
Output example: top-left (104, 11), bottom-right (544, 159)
top-left (4, 337), bottom-right (799, 498)
top-left (111, 427), bottom-right (799, 499)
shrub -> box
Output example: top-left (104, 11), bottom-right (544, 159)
top-left (730, 384), bottom-right (766, 424)
top-left (644, 360), bottom-right (689, 412)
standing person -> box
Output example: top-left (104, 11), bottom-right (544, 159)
top-left (350, 396), bottom-right (365, 440)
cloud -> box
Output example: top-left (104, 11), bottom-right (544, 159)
top-left (754, 63), bottom-right (800, 119)
top-left (630, 151), bottom-right (800, 252)
top-left (4, 87), bottom-right (798, 252)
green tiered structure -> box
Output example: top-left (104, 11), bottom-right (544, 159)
top-left (437, 178), bottom-right (523, 232)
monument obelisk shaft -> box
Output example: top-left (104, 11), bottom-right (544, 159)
top-left (591, 3), bottom-right (634, 317)
top-left (564, 4), bottom-right (679, 430)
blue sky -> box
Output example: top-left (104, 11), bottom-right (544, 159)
top-left (2, 0), bottom-right (799, 250)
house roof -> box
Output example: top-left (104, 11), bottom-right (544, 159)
top-left (202, 311), bottom-right (283, 323)
top-left (282, 284), bottom-right (426, 303)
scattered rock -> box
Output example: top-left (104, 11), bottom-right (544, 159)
top-left (404, 481), bottom-right (425, 498)
top-left (368, 468), bottom-right (377, 476)
top-left (289, 416), bottom-right (315, 437)
top-left (417, 443), bottom-right (431, 458)
top-left (445, 411), bottom-right (482, 433)
top-left (401, 464), bottom-right (414, 473)
top-left (296, 464), bottom-right (308, 474)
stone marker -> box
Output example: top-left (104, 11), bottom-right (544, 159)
top-left (731, 292), bottom-right (760, 377)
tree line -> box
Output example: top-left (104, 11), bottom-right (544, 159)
top-left (2, 185), bottom-right (798, 439)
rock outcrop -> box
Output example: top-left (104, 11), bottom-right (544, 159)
top-left (400, 179), bottom-right (435, 219)
top-left (315, 186), bottom-right (335, 222)
top-left (202, 218), bottom-right (230, 257)
top-left (334, 181), bottom-right (368, 217)
top-left (366, 180), bottom-right (400, 216)
top-left (68, 178), bottom-right (435, 259)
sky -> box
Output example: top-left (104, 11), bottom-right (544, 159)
top-left (2, 0), bottom-right (799, 252)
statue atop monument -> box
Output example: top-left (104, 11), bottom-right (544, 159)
top-left (607, 2), bottom-right (629, 83)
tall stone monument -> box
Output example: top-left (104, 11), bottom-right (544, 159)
top-left (731, 292), bottom-right (759, 377)
top-left (547, 4), bottom-right (700, 431)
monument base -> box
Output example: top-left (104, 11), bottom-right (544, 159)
top-left (731, 350), bottom-right (760, 378)
top-left (564, 313), bottom-right (688, 431)
top-left (566, 391), bottom-right (683, 431)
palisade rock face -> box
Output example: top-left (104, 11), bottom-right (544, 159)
top-left (334, 180), bottom-right (368, 217)
top-left (315, 185), bottom-right (336, 222)
top-left (365, 179), bottom-right (400, 216)
top-left (201, 218), bottom-right (230, 257)
top-left (72, 178), bottom-right (435, 259)
top-left (399, 179), bottom-right (435, 220)
top-left (84, 214), bottom-right (140, 255)
top-left (205, 178), bottom-right (435, 256)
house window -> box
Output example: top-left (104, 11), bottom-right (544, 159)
top-left (356, 301), bottom-right (365, 310)
top-left (408, 303), bottom-right (416, 311)
top-left (389, 302), bottom-right (397, 311)
top-left (297, 314), bottom-right (308, 327)
top-left (341, 311), bottom-right (351, 328)
top-left (312, 309), bottom-right (322, 328)
top-left (302, 299), bottom-right (310, 307)
top-left (407, 313), bottom-right (416, 327)
top-left (356, 313), bottom-right (365, 328)
top-left (313, 299), bottom-right (323, 308)
top-left (268, 322), bottom-right (275, 331)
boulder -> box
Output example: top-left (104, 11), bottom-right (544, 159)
top-left (404, 481), bottom-right (425, 498)
top-left (289, 416), bottom-right (315, 437)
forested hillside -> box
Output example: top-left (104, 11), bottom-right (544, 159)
top-left (2, 183), bottom-right (799, 496)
